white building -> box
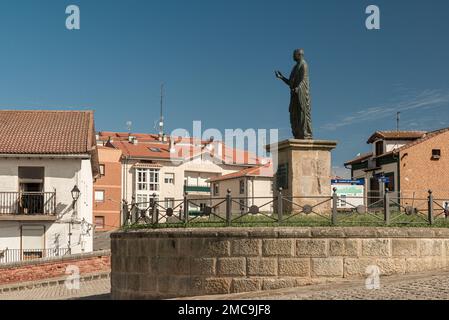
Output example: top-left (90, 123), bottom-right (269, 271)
top-left (208, 164), bottom-right (274, 214)
top-left (0, 110), bottom-right (99, 262)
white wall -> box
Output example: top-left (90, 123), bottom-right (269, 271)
top-left (211, 177), bottom-right (273, 214)
top-left (0, 157), bottom-right (93, 254)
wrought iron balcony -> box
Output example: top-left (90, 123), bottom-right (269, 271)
top-left (0, 192), bottom-right (57, 219)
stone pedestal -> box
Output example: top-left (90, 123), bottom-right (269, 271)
top-left (267, 139), bottom-right (338, 214)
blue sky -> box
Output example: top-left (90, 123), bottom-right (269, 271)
top-left (1, 0), bottom-right (449, 177)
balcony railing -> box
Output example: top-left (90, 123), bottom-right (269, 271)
top-left (0, 192), bottom-right (57, 216)
top-left (0, 248), bottom-right (69, 264)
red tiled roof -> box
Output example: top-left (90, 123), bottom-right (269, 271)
top-left (107, 132), bottom-right (263, 166)
top-left (208, 163), bottom-right (273, 182)
top-left (0, 110), bottom-right (96, 155)
top-left (398, 127), bottom-right (449, 153)
top-left (367, 131), bottom-right (426, 144)
top-left (344, 152), bottom-right (373, 166)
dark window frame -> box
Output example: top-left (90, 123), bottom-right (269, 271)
top-left (432, 149), bottom-right (441, 160)
top-left (94, 216), bottom-right (105, 229)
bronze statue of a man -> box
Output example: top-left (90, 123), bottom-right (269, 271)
top-left (275, 49), bottom-right (313, 140)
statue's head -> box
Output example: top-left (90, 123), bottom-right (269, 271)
top-left (293, 48), bottom-right (304, 62)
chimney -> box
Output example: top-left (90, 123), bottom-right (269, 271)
top-left (169, 138), bottom-right (176, 153)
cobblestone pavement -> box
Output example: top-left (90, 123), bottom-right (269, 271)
top-left (3, 271), bottom-right (449, 300)
top-left (181, 271), bottom-right (449, 300)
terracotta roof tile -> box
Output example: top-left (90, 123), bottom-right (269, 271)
top-left (0, 110), bottom-right (95, 154)
top-left (208, 163), bottom-right (273, 182)
top-left (344, 152), bottom-right (373, 166)
top-left (367, 131), bottom-right (426, 144)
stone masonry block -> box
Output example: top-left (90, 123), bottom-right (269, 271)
top-left (196, 239), bottom-right (230, 257)
top-left (190, 258), bottom-right (216, 276)
top-left (297, 239), bottom-right (327, 257)
top-left (392, 239), bottom-right (418, 257)
top-left (329, 239), bottom-right (359, 257)
top-left (278, 258), bottom-right (310, 277)
top-left (418, 239), bottom-right (442, 257)
top-left (343, 258), bottom-right (377, 278)
top-left (158, 239), bottom-right (179, 257)
top-left (231, 239), bottom-right (261, 256)
top-left (405, 257), bottom-right (433, 273)
top-left (312, 258), bottom-right (343, 277)
top-left (247, 258), bottom-right (278, 276)
top-left (361, 239), bottom-right (391, 257)
top-left (376, 258), bottom-right (406, 276)
top-left (262, 278), bottom-right (298, 291)
top-left (217, 258), bottom-right (246, 276)
top-left (231, 278), bottom-right (262, 293)
top-left (262, 239), bottom-right (294, 257)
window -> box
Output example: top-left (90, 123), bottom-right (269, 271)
top-left (94, 216), bottom-right (105, 229)
top-left (136, 194), bottom-right (148, 209)
top-left (239, 180), bottom-right (245, 194)
top-left (99, 164), bottom-right (105, 176)
top-left (385, 172), bottom-right (395, 192)
top-left (136, 168), bottom-right (160, 191)
top-left (213, 183), bottom-right (219, 196)
top-left (375, 141), bottom-right (384, 156)
top-left (164, 173), bottom-right (175, 184)
top-left (94, 190), bottom-right (105, 202)
top-left (432, 149), bottom-right (441, 160)
top-left (165, 198), bottom-right (175, 209)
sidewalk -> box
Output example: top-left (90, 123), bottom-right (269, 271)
top-left (0, 272), bottom-right (110, 300)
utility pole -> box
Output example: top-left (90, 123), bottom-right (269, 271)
top-left (396, 112), bottom-right (401, 132)
top-left (159, 83), bottom-right (165, 140)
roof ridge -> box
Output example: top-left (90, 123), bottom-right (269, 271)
top-left (0, 109), bottom-right (94, 113)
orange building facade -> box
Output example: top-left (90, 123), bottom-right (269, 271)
top-left (93, 146), bottom-right (122, 231)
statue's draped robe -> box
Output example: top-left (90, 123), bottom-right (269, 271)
top-left (288, 60), bottom-right (313, 139)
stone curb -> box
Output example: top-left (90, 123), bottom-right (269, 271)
top-left (0, 271), bottom-right (111, 294)
top-left (111, 227), bottom-right (449, 239)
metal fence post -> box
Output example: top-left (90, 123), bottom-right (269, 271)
top-left (277, 188), bottom-right (283, 223)
top-left (151, 193), bottom-right (158, 225)
top-left (331, 188), bottom-right (338, 225)
top-left (122, 200), bottom-right (129, 226)
top-left (428, 189), bottom-right (434, 225)
top-left (183, 192), bottom-right (189, 224)
top-left (384, 188), bottom-right (390, 225)
top-left (131, 196), bottom-right (138, 224)
top-left (226, 189), bottom-right (232, 226)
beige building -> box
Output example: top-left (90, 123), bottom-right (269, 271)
top-left (208, 164), bottom-right (274, 214)
top-left (345, 128), bottom-right (449, 207)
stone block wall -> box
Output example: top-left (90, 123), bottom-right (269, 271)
top-left (111, 227), bottom-right (449, 299)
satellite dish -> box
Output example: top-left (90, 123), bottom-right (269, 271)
top-left (126, 121), bottom-right (132, 132)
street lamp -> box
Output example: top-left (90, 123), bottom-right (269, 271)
top-left (71, 185), bottom-right (81, 209)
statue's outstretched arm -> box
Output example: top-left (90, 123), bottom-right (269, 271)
top-left (275, 70), bottom-right (290, 86)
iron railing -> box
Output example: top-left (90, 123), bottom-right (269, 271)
top-left (122, 189), bottom-right (449, 228)
top-left (0, 192), bottom-right (57, 216)
top-left (0, 248), bottom-right (69, 264)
